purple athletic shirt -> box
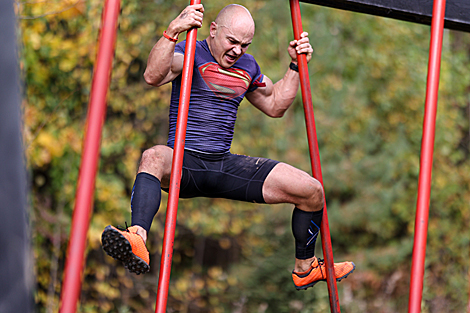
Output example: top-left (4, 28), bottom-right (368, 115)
top-left (166, 39), bottom-right (264, 154)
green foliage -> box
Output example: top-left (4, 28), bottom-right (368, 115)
top-left (18, 0), bottom-right (469, 312)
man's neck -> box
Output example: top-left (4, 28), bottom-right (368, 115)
top-left (205, 36), bottom-right (214, 57)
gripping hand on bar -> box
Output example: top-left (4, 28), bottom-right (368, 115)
top-left (288, 31), bottom-right (313, 65)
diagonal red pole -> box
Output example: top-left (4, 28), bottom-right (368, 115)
top-left (408, 0), bottom-right (446, 312)
top-left (155, 1), bottom-right (201, 312)
top-left (289, 1), bottom-right (340, 312)
top-left (59, 0), bottom-right (121, 312)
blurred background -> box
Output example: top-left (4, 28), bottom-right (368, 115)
top-left (16, 0), bottom-right (470, 312)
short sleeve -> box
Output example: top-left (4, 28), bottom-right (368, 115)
top-left (175, 40), bottom-right (186, 55)
top-left (247, 57), bottom-right (264, 92)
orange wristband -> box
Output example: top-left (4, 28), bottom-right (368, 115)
top-left (163, 30), bottom-right (178, 42)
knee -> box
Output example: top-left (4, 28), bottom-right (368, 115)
top-left (139, 145), bottom-right (171, 175)
top-left (141, 148), bottom-right (160, 166)
top-left (304, 179), bottom-right (324, 211)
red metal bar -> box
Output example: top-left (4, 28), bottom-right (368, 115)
top-left (155, 1), bottom-right (201, 312)
top-left (58, 0), bottom-right (121, 312)
top-left (289, 1), bottom-right (340, 312)
top-left (408, 0), bottom-right (446, 312)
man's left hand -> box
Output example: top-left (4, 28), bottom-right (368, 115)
top-left (288, 32), bottom-right (313, 64)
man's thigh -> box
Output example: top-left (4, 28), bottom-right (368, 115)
top-left (262, 163), bottom-right (323, 208)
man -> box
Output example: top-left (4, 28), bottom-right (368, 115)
top-left (101, 3), bottom-right (355, 290)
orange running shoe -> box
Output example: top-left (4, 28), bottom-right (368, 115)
top-left (292, 257), bottom-right (355, 290)
top-left (101, 225), bottom-right (150, 274)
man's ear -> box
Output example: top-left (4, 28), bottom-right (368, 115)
top-left (209, 22), bottom-right (217, 38)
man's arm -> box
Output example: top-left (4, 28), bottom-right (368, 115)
top-left (245, 32), bottom-right (313, 118)
top-left (143, 4), bottom-right (204, 87)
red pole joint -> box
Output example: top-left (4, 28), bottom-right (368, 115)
top-left (408, 0), bottom-right (447, 312)
top-left (289, 1), bottom-right (340, 312)
top-left (59, 0), bottom-right (121, 312)
top-left (155, 1), bottom-right (201, 312)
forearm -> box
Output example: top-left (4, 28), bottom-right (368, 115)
top-left (143, 4), bottom-right (204, 87)
top-left (270, 66), bottom-right (300, 116)
top-left (143, 28), bottom-right (178, 86)
top-left (266, 30), bottom-right (312, 116)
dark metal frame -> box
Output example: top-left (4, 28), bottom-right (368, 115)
top-left (300, 0), bottom-right (469, 32)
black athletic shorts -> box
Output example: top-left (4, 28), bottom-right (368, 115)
top-left (162, 149), bottom-right (279, 203)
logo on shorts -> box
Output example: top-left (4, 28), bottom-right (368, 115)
top-left (199, 62), bottom-right (252, 100)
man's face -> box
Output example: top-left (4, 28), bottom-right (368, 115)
top-left (209, 22), bottom-right (253, 68)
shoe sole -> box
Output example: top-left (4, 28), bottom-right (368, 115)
top-left (101, 226), bottom-right (150, 275)
top-left (294, 262), bottom-right (356, 291)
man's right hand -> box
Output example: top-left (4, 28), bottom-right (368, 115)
top-left (144, 4), bottom-right (204, 87)
top-left (166, 4), bottom-right (204, 39)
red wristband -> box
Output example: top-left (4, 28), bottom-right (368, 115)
top-left (163, 30), bottom-right (178, 42)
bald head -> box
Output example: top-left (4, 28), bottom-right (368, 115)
top-left (207, 4), bottom-right (255, 68)
top-left (215, 4), bottom-right (255, 35)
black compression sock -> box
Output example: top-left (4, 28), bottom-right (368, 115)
top-left (130, 172), bottom-right (161, 233)
top-left (292, 207), bottom-right (323, 260)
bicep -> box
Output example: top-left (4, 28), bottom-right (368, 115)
top-left (157, 53), bottom-right (184, 86)
top-left (245, 75), bottom-right (276, 116)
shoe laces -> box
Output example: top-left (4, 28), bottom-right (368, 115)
top-left (116, 222), bottom-right (130, 232)
top-left (314, 258), bottom-right (326, 278)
